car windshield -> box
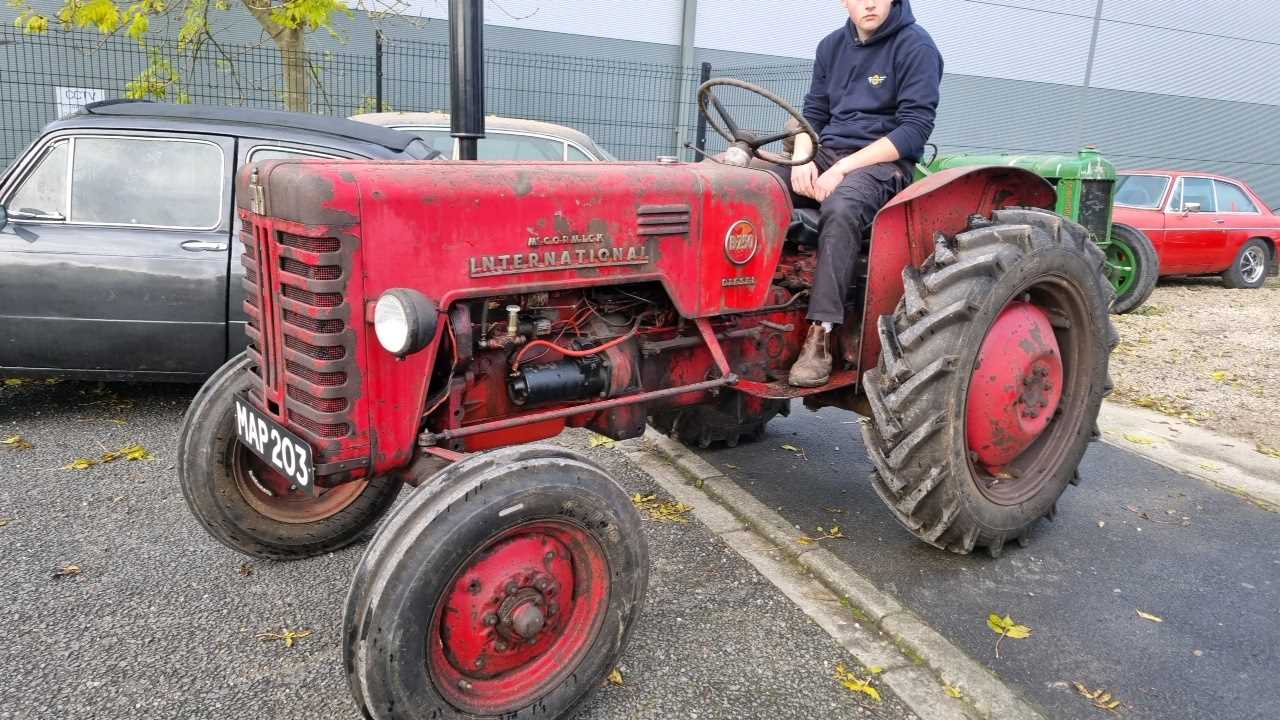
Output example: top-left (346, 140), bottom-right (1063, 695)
top-left (1114, 175), bottom-right (1170, 209)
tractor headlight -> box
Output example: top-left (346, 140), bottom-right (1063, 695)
top-left (373, 289), bottom-right (437, 356)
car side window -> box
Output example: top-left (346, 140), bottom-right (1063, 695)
top-left (1214, 180), bottom-right (1257, 213)
top-left (7, 140), bottom-right (69, 220)
top-left (71, 136), bottom-right (224, 228)
top-left (1176, 177), bottom-right (1216, 213)
top-left (249, 147), bottom-right (341, 163)
top-left (566, 145), bottom-right (593, 162)
top-left (478, 134), bottom-right (564, 161)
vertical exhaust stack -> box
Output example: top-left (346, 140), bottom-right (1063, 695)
top-left (450, 0), bottom-right (485, 160)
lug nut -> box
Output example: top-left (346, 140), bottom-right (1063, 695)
top-left (505, 582), bottom-right (518, 595)
top-left (484, 613), bottom-right (498, 626)
top-left (474, 658), bottom-right (485, 669)
top-left (457, 679), bottom-right (472, 691)
top-left (535, 577), bottom-right (550, 591)
top-left (544, 551), bottom-right (556, 561)
top-left (495, 641), bottom-right (508, 652)
top-left (547, 601), bottom-right (558, 617)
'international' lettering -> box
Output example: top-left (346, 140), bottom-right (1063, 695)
top-left (470, 244), bottom-right (651, 277)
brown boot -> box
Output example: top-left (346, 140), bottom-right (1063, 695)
top-left (788, 324), bottom-right (831, 387)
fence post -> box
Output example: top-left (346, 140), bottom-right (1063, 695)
top-left (375, 30), bottom-right (384, 112)
top-left (694, 62), bottom-right (711, 161)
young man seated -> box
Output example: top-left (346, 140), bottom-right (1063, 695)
top-left (770, 0), bottom-right (943, 387)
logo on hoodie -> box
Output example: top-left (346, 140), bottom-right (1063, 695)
top-left (868, 74), bottom-right (887, 87)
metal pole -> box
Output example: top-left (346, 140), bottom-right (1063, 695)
top-left (694, 61), bottom-right (712, 161)
top-left (1076, 0), bottom-right (1105, 146)
top-left (449, 0), bottom-right (485, 160)
top-left (374, 30), bottom-right (384, 113)
top-left (671, 0), bottom-right (698, 159)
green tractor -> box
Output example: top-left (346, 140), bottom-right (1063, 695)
top-left (922, 146), bottom-right (1157, 314)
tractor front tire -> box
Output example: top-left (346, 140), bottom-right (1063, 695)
top-left (1107, 223), bottom-right (1159, 314)
top-left (345, 445), bottom-right (647, 720)
top-left (178, 353), bottom-right (402, 560)
top-left (861, 208), bottom-right (1117, 558)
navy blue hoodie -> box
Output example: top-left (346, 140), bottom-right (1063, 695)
top-left (803, 0), bottom-right (943, 161)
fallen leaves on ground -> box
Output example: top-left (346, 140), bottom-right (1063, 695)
top-left (1198, 462), bottom-right (1222, 472)
top-left (1135, 610), bottom-right (1163, 623)
top-left (607, 668), bottom-right (624, 686)
top-left (239, 564), bottom-right (254, 577)
top-left (52, 563), bottom-right (81, 579)
top-left (588, 433), bottom-right (615, 449)
top-left (1074, 682), bottom-right (1123, 712)
top-left (987, 613), bottom-right (1032, 658)
top-left (1122, 433), bottom-right (1157, 446)
top-left (1118, 391), bottom-right (1212, 425)
top-left (63, 443), bottom-right (155, 470)
top-left (1123, 505), bottom-right (1189, 526)
top-left (256, 627), bottom-right (313, 648)
top-left (2, 435), bottom-right (33, 450)
top-left (834, 663), bottom-right (881, 702)
top-left (1257, 443), bottom-right (1280, 460)
top-left (631, 493), bottom-right (692, 523)
top-left (944, 684), bottom-right (963, 699)
top-left (1209, 370), bottom-right (1232, 383)
top-left (0, 517), bottom-right (11, 528)
top-left (822, 506), bottom-right (847, 514)
top-left (780, 443), bottom-right (808, 460)
top-left (797, 525), bottom-right (846, 545)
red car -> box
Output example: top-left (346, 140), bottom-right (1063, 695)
top-left (1111, 171), bottom-right (1278, 300)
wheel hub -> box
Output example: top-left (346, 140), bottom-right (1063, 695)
top-left (966, 301), bottom-right (1064, 470)
top-left (429, 521), bottom-right (609, 714)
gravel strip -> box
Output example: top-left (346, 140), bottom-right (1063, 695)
top-left (1109, 276), bottom-right (1280, 453)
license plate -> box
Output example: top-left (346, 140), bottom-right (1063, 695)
top-left (234, 394), bottom-right (315, 494)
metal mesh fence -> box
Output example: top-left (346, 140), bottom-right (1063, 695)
top-left (0, 28), bottom-right (757, 168)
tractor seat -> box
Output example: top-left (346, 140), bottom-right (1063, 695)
top-left (787, 208), bottom-right (821, 247)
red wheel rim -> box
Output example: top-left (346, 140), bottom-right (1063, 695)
top-left (965, 300), bottom-right (1064, 472)
top-left (231, 445), bottom-right (365, 524)
top-left (428, 520), bottom-right (610, 715)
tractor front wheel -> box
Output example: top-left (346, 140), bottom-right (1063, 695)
top-left (1105, 223), bottom-right (1159, 314)
top-left (861, 208), bottom-right (1117, 557)
top-left (344, 445), bottom-right (648, 720)
top-left (177, 353), bottom-right (402, 560)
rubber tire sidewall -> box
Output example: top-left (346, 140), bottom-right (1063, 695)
top-left (1109, 223), bottom-right (1160, 314)
top-left (1222, 238), bottom-right (1270, 289)
top-left (945, 247), bottom-right (1109, 533)
top-left (177, 353), bottom-right (402, 560)
top-left (348, 447), bottom-right (648, 720)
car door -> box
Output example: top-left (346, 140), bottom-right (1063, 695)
top-left (1213, 178), bottom-right (1264, 272)
top-left (1162, 176), bottom-right (1227, 274)
top-left (228, 141), bottom-right (352, 357)
top-left (0, 130), bottom-right (233, 378)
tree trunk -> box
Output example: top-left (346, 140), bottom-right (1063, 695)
top-left (243, 3), bottom-right (309, 112)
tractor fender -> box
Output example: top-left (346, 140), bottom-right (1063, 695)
top-left (858, 165), bottom-right (1057, 375)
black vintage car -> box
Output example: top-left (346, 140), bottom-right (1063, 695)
top-left (0, 101), bottom-right (436, 381)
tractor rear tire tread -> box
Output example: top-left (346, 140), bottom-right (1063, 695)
top-left (863, 208), bottom-right (1116, 556)
top-left (650, 399), bottom-right (786, 449)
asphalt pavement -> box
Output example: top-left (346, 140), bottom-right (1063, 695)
top-left (0, 380), bottom-right (916, 720)
top-left (691, 403), bottom-right (1280, 720)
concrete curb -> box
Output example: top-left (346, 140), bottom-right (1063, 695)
top-left (623, 429), bottom-right (1047, 720)
top-left (1097, 402), bottom-right (1280, 511)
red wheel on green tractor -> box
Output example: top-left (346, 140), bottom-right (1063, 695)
top-left (177, 353), bottom-right (403, 560)
top-left (345, 445), bottom-right (648, 720)
top-left (862, 207), bottom-right (1118, 558)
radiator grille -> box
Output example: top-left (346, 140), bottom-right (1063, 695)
top-left (1078, 180), bottom-right (1114, 244)
top-left (291, 412), bottom-right (350, 439)
top-left (286, 360), bottom-right (346, 387)
top-left (279, 233), bottom-right (340, 253)
top-left (283, 284), bottom-right (343, 308)
top-left (283, 310), bottom-right (344, 334)
top-left (286, 334), bottom-right (347, 360)
top-left (280, 257), bottom-right (341, 280)
top-left (288, 385), bottom-right (349, 413)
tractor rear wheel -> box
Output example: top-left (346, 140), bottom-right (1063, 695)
top-left (650, 396), bottom-right (787, 448)
top-left (1106, 223), bottom-right (1159, 314)
top-left (861, 208), bottom-right (1117, 557)
top-left (345, 445), bottom-right (648, 720)
top-left (178, 353), bottom-right (402, 560)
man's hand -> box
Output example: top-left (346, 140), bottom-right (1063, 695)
top-left (813, 167), bottom-right (846, 202)
top-left (791, 162), bottom-right (819, 199)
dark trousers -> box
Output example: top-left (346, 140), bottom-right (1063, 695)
top-left (768, 147), bottom-right (914, 324)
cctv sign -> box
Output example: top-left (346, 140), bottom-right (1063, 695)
top-left (55, 86), bottom-right (105, 118)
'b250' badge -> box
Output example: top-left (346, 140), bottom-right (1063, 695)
top-left (724, 220), bottom-right (758, 265)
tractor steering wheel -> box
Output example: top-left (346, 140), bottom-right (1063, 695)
top-left (697, 78), bottom-right (820, 167)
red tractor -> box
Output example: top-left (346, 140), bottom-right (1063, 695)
top-left (177, 20), bottom-right (1116, 719)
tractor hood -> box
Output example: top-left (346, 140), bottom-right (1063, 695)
top-left (926, 146), bottom-right (1116, 181)
top-left (236, 159), bottom-right (792, 319)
